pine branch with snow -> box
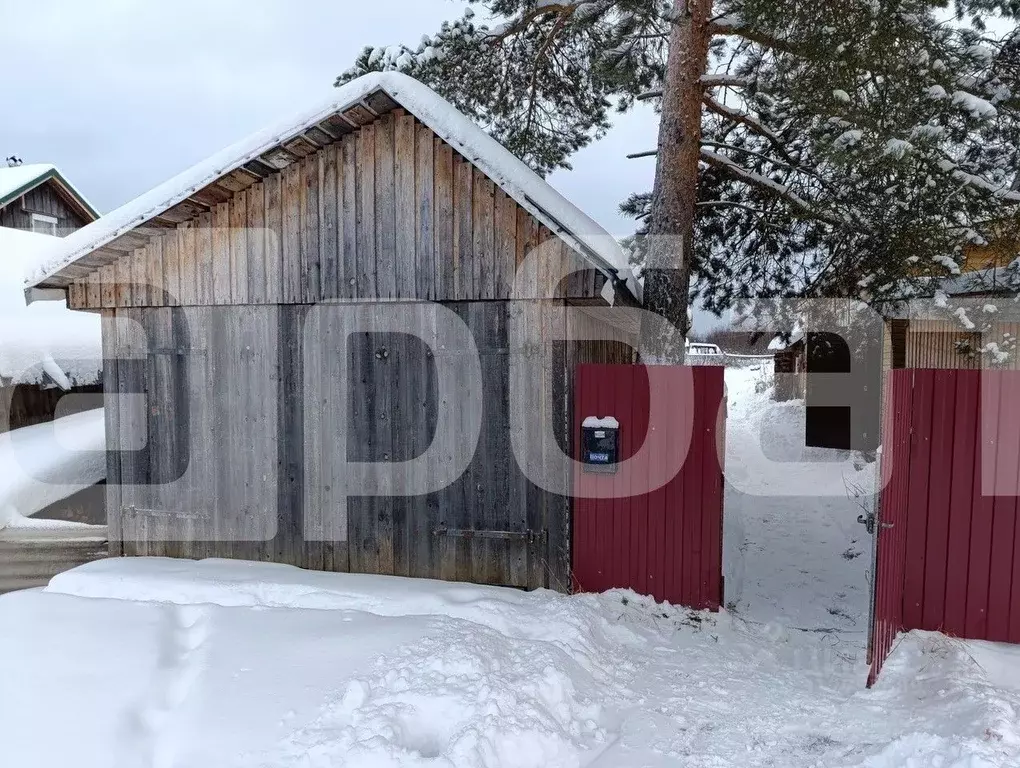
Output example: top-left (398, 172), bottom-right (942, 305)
top-left (338, 0), bottom-right (1020, 355)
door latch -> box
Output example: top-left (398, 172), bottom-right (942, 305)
top-left (858, 513), bottom-right (894, 535)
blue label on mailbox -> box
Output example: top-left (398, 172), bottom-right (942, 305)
top-left (582, 421), bottom-right (619, 474)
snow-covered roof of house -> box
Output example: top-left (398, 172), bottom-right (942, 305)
top-left (938, 262), bottom-right (1017, 296)
top-left (879, 263), bottom-right (1019, 317)
top-left (0, 163), bottom-right (100, 222)
top-left (27, 72), bottom-right (636, 300)
top-left (0, 227), bottom-right (101, 388)
top-left (767, 321), bottom-right (805, 351)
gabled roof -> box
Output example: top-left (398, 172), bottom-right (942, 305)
top-left (0, 164), bottom-right (100, 223)
top-left (27, 72), bottom-right (636, 300)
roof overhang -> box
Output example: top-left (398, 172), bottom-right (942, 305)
top-left (27, 73), bottom-right (636, 304)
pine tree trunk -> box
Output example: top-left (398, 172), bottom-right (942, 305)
top-left (640, 0), bottom-right (712, 364)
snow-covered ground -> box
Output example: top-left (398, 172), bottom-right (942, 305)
top-left (1, 557), bottom-right (1018, 767)
top-left (2, 368), bottom-right (1020, 767)
top-left (723, 365), bottom-right (877, 635)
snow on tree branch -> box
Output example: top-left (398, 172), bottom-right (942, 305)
top-left (702, 95), bottom-right (791, 158)
top-left (699, 148), bottom-right (832, 222)
top-left (339, 0), bottom-right (1020, 322)
top-left (700, 74), bottom-right (751, 87)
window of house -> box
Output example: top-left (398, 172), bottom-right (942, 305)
top-left (30, 213), bottom-right (58, 236)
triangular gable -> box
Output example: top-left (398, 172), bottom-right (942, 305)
top-left (0, 164), bottom-right (100, 225)
top-left (28, 73), bottom-right (634, 302)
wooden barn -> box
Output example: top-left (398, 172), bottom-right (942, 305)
top-left (27, 72), bottom-right (640, 591)
top-left (880, 264), bottom-right (1020, 372)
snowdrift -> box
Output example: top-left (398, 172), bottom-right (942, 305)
top-left (0, 407), bottom-right (106, 529)
top-left (0, 227), bottom-right (101, 388)
top-left (0, 558), bottom-right (1010, 767)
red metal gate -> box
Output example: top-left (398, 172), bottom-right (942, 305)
top-left (572, 364), bottom-right (725, 610)
top-left (870, 369), bottom-right (1020, 685)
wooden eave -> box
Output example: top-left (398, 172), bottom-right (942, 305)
top-left (35, 92), bottom-right (401, 289)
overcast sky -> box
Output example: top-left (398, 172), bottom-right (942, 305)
top-left (2, 0), bottom-right (730, 330)
top-left (0, 0), bottom-right (659, 234)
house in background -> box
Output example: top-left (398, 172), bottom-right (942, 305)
top-left (883, 263), bottom-right (1019, 371)
top-left (0, 163), bottom-right (103, 433)
top-left (0, 163), bottom-right (106, 592)
top-left (771, 250), bottom-right (1020, 453)
top-left (770, 328), bottom-right (805, 402)
top-left (29, 72), bottom-right (639, 591)
top-left (0, 162), bottom-right (99, 236)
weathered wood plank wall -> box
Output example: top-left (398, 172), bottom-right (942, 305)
top-left (68, 111), bottom-right (605, 309)
top-left (904, 319), bottom-right (1020, 370)
top-left (0, 180), bottom-right (91, 235)
top-left (105, 305), bottom-right (284, 564)
top-left (100, 301), bottom-right (625, 590)
top-left (80, 100), bottom-right (634, 591)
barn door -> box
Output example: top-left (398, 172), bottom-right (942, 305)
top-left (572, 364), bottom-right (726, 610)
top-left (309, 302), bottom-right (561, 589)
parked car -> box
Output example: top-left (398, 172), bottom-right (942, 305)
top-left (686, 342), bottom-right (725, 365)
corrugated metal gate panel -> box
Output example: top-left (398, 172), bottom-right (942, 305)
top-left (870, 369), bottom-right (1020, 685)
top-left (572, 365), bottom-right (725, 611)
top-left (869, 370), bottom-right (915, 686)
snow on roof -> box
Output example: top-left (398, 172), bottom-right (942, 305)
top-left (28, 72), bottom-right (635, 299)
top-left (0, 164), bottom-right (54, 202)
top-left (766, 321), bottom-right (805, 351)
top-left (883, 262), bottom-right (1018, 307)
top-left (939, 262), bottom-right (1016, 296)
top-left (0, 407), bottom-right (106, 528)
top-left (0, 163), bottom-right (99, 219)
top-left (0, 227), bottom-right (102, 388)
